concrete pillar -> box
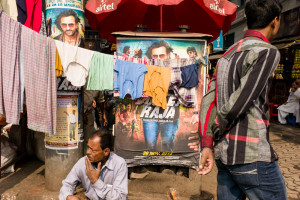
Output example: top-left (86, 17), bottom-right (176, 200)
top-left (45, 143), bottom-right (83, 191)
top-left (45, 0), bottom-right (85, 191)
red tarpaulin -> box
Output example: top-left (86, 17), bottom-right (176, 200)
top-left (85, 0), bottom-right (237, 42)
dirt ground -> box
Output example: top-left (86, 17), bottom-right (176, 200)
top-left (0, 157), bottom-right (217, 200)
top-left (2, 121), bottom-right (299, 200)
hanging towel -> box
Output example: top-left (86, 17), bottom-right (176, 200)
top-left (24, 0), bottom-right (42, 32)
top-left (114, 59), bottom-right (148, 99)
top-left (16, 0), bottom-right (27, 24)
top-left (143, 65), bottom-right (171, 109)
top-left (21, 26), bottom-right (57, 135)
top-left (0, 0), bottom-right (18, 20)
top-left (55, 40), bottom-right (94, 87)
top-left (87, 52), bottom-right (114, 91)
top-left (56, 48), bottom-right (63, 77)
top-left (0, 12), bottom-right (21, 124)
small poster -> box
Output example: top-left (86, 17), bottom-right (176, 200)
top-left (46, 0), bottom-right (85, 47)
top-left (45, 94), bottom-right (80, 149)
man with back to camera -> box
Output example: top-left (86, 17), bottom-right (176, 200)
top-left (188, 0), bottom-right (287, 199)
top-left (54, 9), bottom-right (84, 47)
top-left (59, 130), bottom-right (128, 200)
top-left (146, 40), bottom-right (173, 59)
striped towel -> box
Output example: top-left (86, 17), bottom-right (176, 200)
top-left (0, 12), bottom-right (21, 124)
top-left (21, 26), bottom-right (57, 135)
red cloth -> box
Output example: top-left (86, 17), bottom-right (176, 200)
top-left (24, 0), bottom-right (42, 32)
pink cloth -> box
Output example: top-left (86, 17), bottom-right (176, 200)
top-left (114, 55), bottom-right (151, 64)
top-left (0, 12), bottom-right (21, 124)
top-left (21, 26), bottom-right (57, 135)
top-left (24, 0), bottom-right (42, 32)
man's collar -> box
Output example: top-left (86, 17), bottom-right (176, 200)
top-left (102, 152), bottom-right (114, 170)
top-left (243, 30), bottom-right (271, 44)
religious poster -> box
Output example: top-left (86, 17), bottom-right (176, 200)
top-left (46, 0), bottom-right (85, 47)
top-left (45, 93), bottom-right (81, 149)
top-left (114, 38), bottom-right (206, 167)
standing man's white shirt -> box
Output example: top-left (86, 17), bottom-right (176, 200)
top-left (68, 114), bottom-right (77, 124)
top-left (278, 88), bottom-right (300, 124)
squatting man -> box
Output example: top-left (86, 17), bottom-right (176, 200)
top-left (59, 130), bottom-right (128, 200)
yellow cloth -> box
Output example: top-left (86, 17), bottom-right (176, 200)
top-left (56, 49), bottom-right (63, 77)
top-left (0, 0), bottom-right (18, 20)
top-left (143, 65), bottom-right (171, 109)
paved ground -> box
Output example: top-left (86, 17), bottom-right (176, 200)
top-left (201, 121), bottom-right (300, 200)
top-left (0, 121), bottom-right (299, 200)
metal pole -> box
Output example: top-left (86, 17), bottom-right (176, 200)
top-left (160, 5), bottom-right (163, 32)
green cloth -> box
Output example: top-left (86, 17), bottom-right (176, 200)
top-left (87, 52), bottom-right (114, 91)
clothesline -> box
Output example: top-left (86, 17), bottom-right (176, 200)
top-left (0, 11), bottom-right (202, 135)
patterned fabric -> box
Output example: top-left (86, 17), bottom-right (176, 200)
top-left (114, 55), bottom-right (151, 65)
top-left (0, 12), bottom-right (21, 124)
top-left (200, 30), bottom-right (280, 165)
top-left (153, 59), bottom-right (197, 107)
top-left (21, 26), bottom-right (57, 135)
top-left (39, 11), bottom-right (46, 36)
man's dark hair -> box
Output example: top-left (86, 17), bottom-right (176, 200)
top-left (245, 0), bottom-right (282, 29)
top-left (55, 9), bottom-right (80, 32)
top-left (146, 40), bottom-right (173, 59)
top-left (92, 129), bottom-right (113, 150)
top-left (123, 46), bottom-right (130, 53)
top-left (187, 47), bottom-right (197, 55)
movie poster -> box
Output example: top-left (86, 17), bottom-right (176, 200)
top-left (45, 93), bottom-right (81, 149)
top-left (46, 0), bottom-right (85, 47)
top-left (114, 38), bottom-right (206, 167)
top-left (116, 38), bottom-right (206, 62)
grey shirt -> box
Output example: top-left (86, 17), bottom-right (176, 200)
top-left (59, 153), bottom-right (128, 200)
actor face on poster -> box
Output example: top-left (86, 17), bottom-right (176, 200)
top-left (54, 9), bottom-right (84, 47)
top-left (146, 40), bottom-right (173, 59)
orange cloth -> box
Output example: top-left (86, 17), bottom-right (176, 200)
top-left (143, 65), bottom-right (171, 109)
top-left (56, 49), bottom-right (63, 77)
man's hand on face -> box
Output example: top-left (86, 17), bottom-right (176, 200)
top-left (85, 157), bottom-right (101, 184)
top-left (66, 195), bottom-right (83, 200)
top-left (196, 148), bottom-right (214, 175)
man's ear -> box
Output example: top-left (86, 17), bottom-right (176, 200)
top-left (272, 16), bottom-right (280, 28)
top-left (104, 148), bottom-right (110, 156)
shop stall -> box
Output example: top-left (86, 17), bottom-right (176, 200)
top-left (111, 31), bottom-right (211, 168)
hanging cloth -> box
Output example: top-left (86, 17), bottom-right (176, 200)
top-left (87, 52), bottom-right (114, 91)
top-left (56, 48), bottom-right (63, 77)
top-left (16, 0), bottom-right (27, 24)
top-left (55, 40), bottom-right (94, 87)
top-left (24, 0), bottom-right (42, 32)
top-left (180, 64), bottom-right (199, 88)
top-left (113, 59), bottom-right (148, 100)
top-left (21, 26), bottom-right (57, 135)
top-left (143, 65), bottom-right (171, 109)
top-left (153, 59), bottom-right (197, 108)
top-left (0, 0), bottom-right (18, 20)
top-left (0, 12), bottom-right (21, 124)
